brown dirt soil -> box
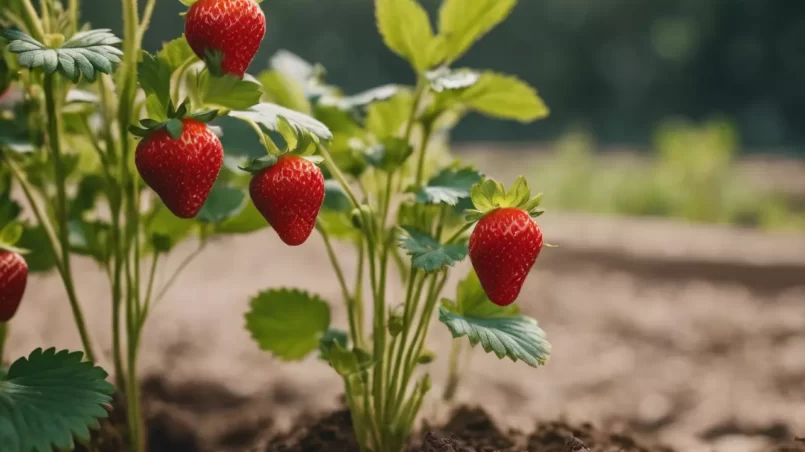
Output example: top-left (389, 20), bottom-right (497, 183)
top-left (6, 152), bottom-right (805, 452)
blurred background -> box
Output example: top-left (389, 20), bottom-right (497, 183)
top-left (78, 0), bottom-right (805, 231)
top-left (7, 1), bottom-right (805, 451)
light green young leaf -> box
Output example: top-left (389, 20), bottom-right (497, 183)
top-left (438, 306), bottom-right (550, 368)
top-left (505, 176), bottom-right (530, 207)
top-left (319, 328), bottom-right (348, 361)
top-left (375, 0), bottom-right (437, 71)
top-left (200, 72), bottom-right (262, 110)
top-left (0, 348), bottom-right (115, 452)
top-left (398, 226), bottom-right (468, 272)
top-left (366, 90), bottom-right (414, 138)
top-left (417, 167), bottom-right (483, 206)
top-left (458, 72), bottom-right (549, 122)
top-left (257, 69), bottom-right (312, 114)
top-left (327, 343), bottom-right (375, 377)
top-left (0, 222), bottom-right (23, 247)
top-left (157, 35), bottom-right (197, 69)
top-left (196, 184), bottom-right (246, 224)
top-left (438, 0), bottom-right (517, 64)
top-left (245, 288), bottom-right (331, 360)
top-left (470, 178), bottom-right (503, 212)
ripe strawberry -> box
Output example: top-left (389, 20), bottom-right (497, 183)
top-left (184, 0), bottom-right (266, 78)
top-left (0, 250), bottom-right (28, 322)
top-left (249, 155), bottom-right (325, 246)
top-left (135, 119), bottom-right (223, 219)
top-left (469, 207), bottom-right (544, 306)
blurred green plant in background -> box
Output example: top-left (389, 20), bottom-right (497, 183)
top-left (534, 120), bottom-right (805, 231)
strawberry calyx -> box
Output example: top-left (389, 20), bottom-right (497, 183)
top-left (129, 99), bottom-right (219, 140)
top-left (238, 153), bottom-right (323, 175)
top-left (203, 48), bottom-right (225, 78)
top-left (0, 223), bottom-right (29, 255)
top-left (465, 176), bottom-right (544, 222)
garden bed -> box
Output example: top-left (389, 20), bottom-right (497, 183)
top-left (10, 213), bottom-right (805, 452)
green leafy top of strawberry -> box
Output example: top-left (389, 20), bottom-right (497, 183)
top-left (465, 176), bottom-right (543, 222)
top-left (0, 222), bottom-right (27, 254)
top-left (128, 100), bottom-right (219, 140)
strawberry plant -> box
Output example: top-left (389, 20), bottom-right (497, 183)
top-left (1, 0), bottom-right (552, 450)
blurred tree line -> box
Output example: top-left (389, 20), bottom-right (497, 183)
top-left (81, 0), bottom-right (805, 153)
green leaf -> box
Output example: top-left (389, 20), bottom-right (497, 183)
top-left (0, 347), bottom-right (115, 452)
top-left (157, 35), bottom-right (197, 70)
top-left (165, 118), bottom-right (184, 139)
top-left (330, 84), bottom-right (401, 111)
top-left (317, 210), bottom-right (358, 242)
top-left (366, 91), bottom-right (414, 138)
top-left (138, 52), bottom-right (171, 116)
top-left (257, 69), bottom-right (312, 114)
top-left (245, 289), bottom-right (331, 360)
top-left (68, 220), bottom-right (110, 264)
top-left (417, 167), bottom-right (483, 206)
top-left (447, 270), bottom-right (520, 318)
top-left (323, 180), bottom-right (353, 212)
top-left (426, 68), bottom-right (481, 93)
top-left (438, 0), bottom-right (517, 64)
top-left (196, 184), bottom-right (246, 224)
top-left (1, 28), bottom-right (123, 82)
top-left (145, 203), bottom-right (196, 252)
top-left (17, 226), bottom-right (57, 273)
top-left (0, 223), bottom-right (23, 247)
top-left (457, 72), bottom-right (549, 122)
top-left (375, 0), bottom-right (438, 71)
top-left (230, 102), bottom-right (333, 149)
top-left (365, 138), bottom-right (413, 172)
top-left (216, 202), bottom-right (268, 234)
top-left (438, 306), bottom-right (551, 368)
top-left (200, 72), bottom-right (262, 110)
top-left (319, 328), bottom-right (348, 361)
top-left (326, 343), bottom-right (375, 377)
top-left (398, 226), bottom-right (468, 272)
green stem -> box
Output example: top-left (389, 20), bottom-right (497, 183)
top-left (18, 0), bottom-right (46, 41)
top-left (155, 241), bottom-right (206, 304)
top-left (442, 340), bottom-right (462, 402)
top-left (413, 122), bottom-right (433, 190)
top-left (68, 0), bottom-right (79, 35)
top-left (43, 72), bottom-right (97, 363)
top-left (384, 268), bottom-right (417, 421)
top-left (139, 251), bottom-right (160, 326)
top-left (319, 144), bottom-right (361, 209)
top-left (39, 0), bottom-right (51, 34)
top-left (354, 238), bottom-right (365, 345)
top-left (444, 221), bottom-right (475, 245)
top-left (316, 223), bottom-right (359, 347)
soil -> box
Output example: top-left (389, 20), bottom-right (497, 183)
top-left (7, 151), bottom-right (805, 452)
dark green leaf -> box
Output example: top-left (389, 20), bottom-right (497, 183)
top-left (216, 202), bottom-right (269, 234)
top-left (417, 167), bottom-right (483, 206)
top-left (365, 138), bottom-right (413, 172)
top-left (137, 51), bottom-right (171, 114)
top-left (151, 233), bottom-right (172, 253)
top-left (398, 226), bottom-right (468, 272)
top-left (323, 180), bottom-right (352, 212)
top-left (68, 220), bottom-right (110, 263)
top-left (319, 328), bottom-right (348, 361)
top-left (17, 226), bottom-right (57, 273)
top-left (145, 203), bottom-right (196, 252)
top-left (196, 184), bottom-right (246, 224)
top-left (245, 288), bottom-right (331, 360)
top-left (327, 343), bottom-right (375, 377)
top-left (438, 306), bottom-right (551, 368)
top-left (0, 347), bottom-right (115, 452)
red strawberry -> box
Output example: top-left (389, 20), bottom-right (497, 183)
top-left (0, 251), bottom-right (28, 322)
top-left (468, 208), bottom-right (544, 306)
top-left (249, 155), bottom-right (325, 246)
top-left (185, 0), bottom-right (266, 78)
top-left (135, 119), bottom-right (223, 219)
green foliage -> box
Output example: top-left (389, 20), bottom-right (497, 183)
top-left (416, 166), bottom-right (483, 206)
top-left (438, 0), bottom-right (517, 64)
top-left (319, 328), bottom-right (348, 361)
top-left (537, 123), bottom-right (805, 231)
top-left (375, 0), bottom-right (439, 72)
top-left (1, 28), bottom-right (123, 82)
top-left (0, 348), bottom-right (115, 452)
top-left (438, 306), bottom-right (551, 368)
top-left (365, 138), bottom-right (413, 172)
top-left (216, 202), bottom-right (269, 234)
top-left (245, 289), bottom-right (332, 360)
top-left (398, 226), bottom-right (468, 272)
top-left (229, 103), bottom-right (333, 154)
top-left (443, 270), bottom-right (519, 318)
top-left (366, 91), bottom-right (414, 138)
top-left (467, 175), bottom-right (543, 221)
top-left (455, 72), bottom-right (549, 122)
top-left (196, 183), bottom-right (246, 224)
top-left (199, 73), bottom-right (263, 111)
